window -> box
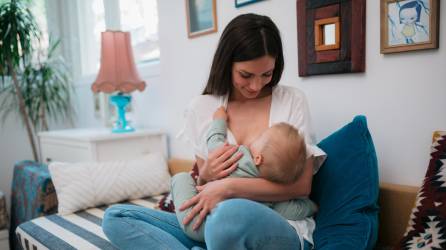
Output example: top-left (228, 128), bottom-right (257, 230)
top-left (78, 0), bottom-right (106, 76)
top-left (31, 0), bottom-right (49, 52)
top-left (48, 0), bottom-right (159, 78)
top-left (119, 0), bottom-right (159, 64)
top-left (79, 0), bottom-right (160, 75)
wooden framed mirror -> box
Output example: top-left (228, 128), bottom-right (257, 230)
top-left (315, 17), bottom-right (340, 51)
top-left (297, 0), bottom-right (366, 76)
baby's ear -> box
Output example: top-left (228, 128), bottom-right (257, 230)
top-left (254, 154), bottom-right (263, 166)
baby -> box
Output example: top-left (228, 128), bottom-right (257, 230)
top-left (171, 107), bottom-right (318, 242)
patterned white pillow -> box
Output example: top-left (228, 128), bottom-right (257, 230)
top-left (49, 152), bottom-right (171, 215)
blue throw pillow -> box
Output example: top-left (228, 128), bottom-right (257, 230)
top-left (311, 115), bottom-right (379, 250)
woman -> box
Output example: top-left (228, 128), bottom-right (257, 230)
top-left (103, 13), bottom-right (326, 250)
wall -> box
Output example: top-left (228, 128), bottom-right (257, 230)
top-left (0, 115), bottom-right (34, 214)
top-left (1, 0), bottom-right (445, 212)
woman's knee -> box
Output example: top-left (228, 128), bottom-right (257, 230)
top-left (208, 198), bottom-right (265, 223)
top-left (205, 199), bottom-right (301, 250)
top-left (103, 204), bottom-right (132, 222)
top-left (205, 199), bottom-right (260, 241)
top-left (102, 205), bottom-right (126, 242)
top-left (103, 204), bottom-right (180, 234)
top-left (103, 204), bottom-right (155, 242)
top-left (102, 204), bottom-right (140, 236)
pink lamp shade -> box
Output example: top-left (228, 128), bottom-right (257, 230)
top-left (92, 31), bottom-right (146, 93)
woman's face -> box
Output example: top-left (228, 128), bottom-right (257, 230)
top-left (231, 55), bottom-right (275, 100)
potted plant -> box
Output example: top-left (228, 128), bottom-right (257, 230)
top-left (0, 0), bottom-right (41, 161)
top-left (20, 39), bottom-right (75, 132)
top-left (0, 0), bottom-right (74, 161)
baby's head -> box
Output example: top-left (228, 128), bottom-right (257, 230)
top-left (249, 122), bottom-right (307, 184)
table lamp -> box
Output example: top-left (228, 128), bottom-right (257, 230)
top-left (92, 31), bottom-right (146, 133)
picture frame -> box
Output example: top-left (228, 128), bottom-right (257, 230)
top-left (380, 0), bottom-right (440, 54)
top-left (185, 0), bottom-right (217, 38)
top-left (235, 0), bottom-right (265, 8)
top-left (296, 0), bottom-right (366, 76)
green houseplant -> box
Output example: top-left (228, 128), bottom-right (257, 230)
top-left (0, 0), bottom-right (41, 161)
top-left (21, 39), bottom-right (75, 132)
top-left (0, 0), bottom-right (74, 161)
top-left (1, 40), bottom-right (75, 131)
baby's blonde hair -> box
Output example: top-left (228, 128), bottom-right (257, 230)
top-left (258, 123), bottom-right (307, 184)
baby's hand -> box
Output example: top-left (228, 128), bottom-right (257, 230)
top-left (213, 107), bottom-right (227, 120)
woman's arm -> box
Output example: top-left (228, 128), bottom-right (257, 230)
top-left (225, 157), bottom-right (314, 201)
top-left (180, 157), bottom-right (314, 229)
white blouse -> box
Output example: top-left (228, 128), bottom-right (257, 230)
top-left (177, 85), bottom-right (327, 248)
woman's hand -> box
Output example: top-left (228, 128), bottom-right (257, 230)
top-left (198, 143), bottom-right (242, 184)
top-left (179, 178), bottom-right (233, 230)
top-left (213, 106), bottom-right (227, 120)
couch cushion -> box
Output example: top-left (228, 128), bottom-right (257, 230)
top-left (49, 152), bottom-right (171, 215)
top-left (395, 131), bottom-right (446, 249)
top-left (311, 115), bottom-right (379, 250)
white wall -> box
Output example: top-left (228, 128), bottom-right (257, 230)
top-left (0, 115), bottom-right (34, 215)
top-left (1, 0), bottom-right (445, 211)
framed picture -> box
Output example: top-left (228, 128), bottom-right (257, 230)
top-left (185, 0), bottom-right (217, 38)
top-left (235, 0), bottom-right (265, 8)
top-left (297, 0), bottom-right (366, 76)
top-left (381, 0), bottom-right (440, 54)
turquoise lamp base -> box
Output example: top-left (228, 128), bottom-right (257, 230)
top-left (113, 125), bottom-right (135, 133)
top-left (110, 94), bottom-right (134, 133)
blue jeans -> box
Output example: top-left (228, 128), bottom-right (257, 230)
top-left (103, 198), bottom-right (308, 250)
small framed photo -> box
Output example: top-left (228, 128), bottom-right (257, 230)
top-left (185, 0), bottom-right (217, 38)
top-left (380, 0), bottom-right (440, 54)
top-left (235, 0), bottom-right (265, 8)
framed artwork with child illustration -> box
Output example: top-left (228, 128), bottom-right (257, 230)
top-left (380, 0), bottom-right (440, 54)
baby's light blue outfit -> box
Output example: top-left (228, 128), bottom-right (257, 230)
top-left (171, 119), bottom-right (318, 242)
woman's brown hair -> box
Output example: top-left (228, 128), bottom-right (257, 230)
top-left (202, 14), bottom-right (284, 95)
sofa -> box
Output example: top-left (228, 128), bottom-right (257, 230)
top-left (165, 116), bottom-right (422, 249)
top-left (168, 160), bottom-right (419, 250)
top-left (12, 115), bottom-right (420, 249)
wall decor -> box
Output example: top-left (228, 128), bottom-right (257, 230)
top-left (185, 0), bottom-right (217, 38)
top-left (381, 0), bottom-right (439, 54)
top-left (297, 0), bottom-right (366, 76)
top-left (235, 0), bottom-right (265, 8)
